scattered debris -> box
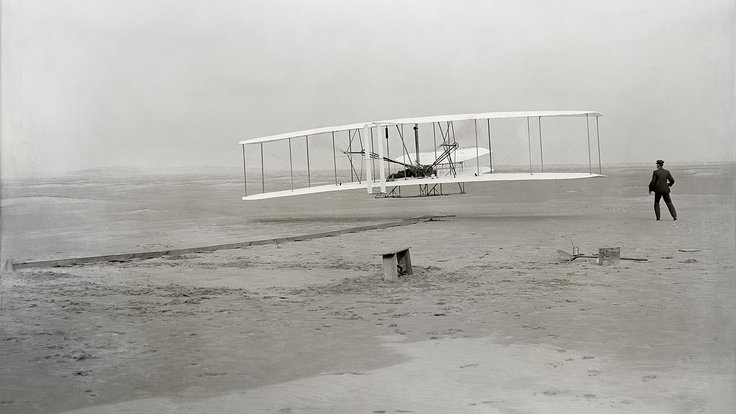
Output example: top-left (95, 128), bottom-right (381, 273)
top-left (1, 259), bottom-right (13, 273)
top-left (621, 257), bottom-right (645, 262)
top-left (557, 248), bottom-right (648, 263)
top-left (598, 247), bottom-right (621, 266)
top-left (570, 238), bottom-right (580, 256)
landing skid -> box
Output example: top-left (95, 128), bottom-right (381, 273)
top-left (376, 182), bottom-right (465, 198)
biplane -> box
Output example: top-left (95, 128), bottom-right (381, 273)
top-left (239, 111), bottom-right (604, 200)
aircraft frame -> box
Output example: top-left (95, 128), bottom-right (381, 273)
top-left (238, 111), bottom-right (604, 201)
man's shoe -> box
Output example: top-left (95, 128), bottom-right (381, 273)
top-left (674, 217), bottom-right (677, 221)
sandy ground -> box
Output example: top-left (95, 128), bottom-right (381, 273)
top-left (1, 165), bottom-right (735, 413)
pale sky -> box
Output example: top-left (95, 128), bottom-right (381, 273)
top-left (1, 0), bottom-right (734, 178)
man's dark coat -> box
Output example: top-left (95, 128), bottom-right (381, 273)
top-left (649, 168), bottom-right (675, 193)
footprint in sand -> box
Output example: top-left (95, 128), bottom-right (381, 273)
top-left (197, 372), bottom-right (227, 377)
top-left (469, 400), bottom-right (501, 406)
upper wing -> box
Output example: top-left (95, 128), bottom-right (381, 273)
top-left (239, 111), bottom-right (602, 146)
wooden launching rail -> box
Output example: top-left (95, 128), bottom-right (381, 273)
top-left (3, 215), bottom-right (452, 271)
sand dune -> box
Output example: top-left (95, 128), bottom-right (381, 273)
top-left (1, 164), bottom-right (734, 413)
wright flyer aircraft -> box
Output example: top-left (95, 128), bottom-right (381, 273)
top-left (239, 111), bottom-right (604, 200)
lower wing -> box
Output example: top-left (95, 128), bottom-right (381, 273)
top-left (242, 172), bottom-right (604, 200)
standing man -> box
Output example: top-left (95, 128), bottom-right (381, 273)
top-left (649, 159), bottom-right (677, 221)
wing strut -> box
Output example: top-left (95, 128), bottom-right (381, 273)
top-left (370, 128), bottom-right (377, 183)
top-left (431, 142), bottom-right (460, 177)
top-left (305, 135), bottom-right (311, 187)
top-left (364, 125), bottom-right (373, 194)
top-left (378, 127), bottom-right (386, 194)
top-left (596, 116), bottom-right (602, 174)
top-left (343, 146), bottom-right (363, 184)
top-left (288, 138), bottom-right (294, 191)
top-left (396, 125), bottom-right (413, 167)
top-left (432, 123), bottom-right (438, 164)
top-left (586, 114), bottom-right (592, 174)
top-left (413, 124), bottom-right (420, 166)
top-left (526, 117), bottom-right (533, 174)
top-left (474, 119), bottom-right (480, 176)
top-left (331, 131), bottom-right (338, 186)
top-left (260, 143), bottom-right (265, 193)
top-left (347, 129), bottom-right (364, 183)
top-left (538, 117), bottom-right (544, 172)
top-left (487, 119), bottom-right (494, 173)
top-left (385, 127), bottom-right (392, 178)
top-left (242, 144), bottom-right (248, 197)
